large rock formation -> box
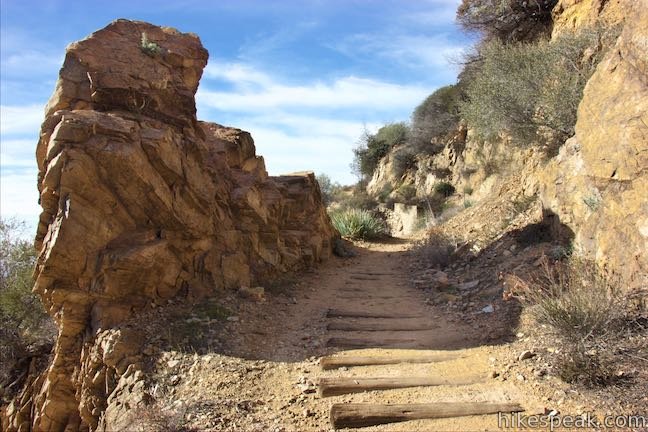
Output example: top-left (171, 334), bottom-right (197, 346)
top-left (539, 0), bottom-right (647, 290)
top-left (3, 19), bottom-right (336, 431)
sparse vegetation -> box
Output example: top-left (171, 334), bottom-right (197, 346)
top-left (434, 181), bottom-right (455, 197)
top-left (460, 27), bottom-right (616, 152)
top-left (1, 218), bottom-right (54, 385)
top-left (353, 123), bottom-right (409, 179)
top-left (520, 258), bottom-right (631, 386)
top-left (316, 173), bottom-right (343, 206)
top-left (141, 32), bottom-right (162, 57)
top-left (395, 184), bottom-right (417, 203)
top-left (330, 209), bottom-right (386, 240)
top-left (583, 194), bottom-right (602, 211)
top-left (457, 0), bottom-right (557, 42)
top-left (414, 228), bottom-right (460, 269)
top-left (410, 85), bottom-right (462, 153)
top-left (392, 148), bottom-right (417, 178)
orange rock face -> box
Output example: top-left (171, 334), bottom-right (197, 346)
top-left (540, 1), bottom-right (648, 291)
top-left (4, 19), bottom-right (336, 431)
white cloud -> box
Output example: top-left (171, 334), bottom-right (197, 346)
top-left (203, 61), bottom-right (273, 87)
top-left (331, 32), bottom-right (467, 72)
top-left (197, 61), bottom-right (433, 184)
top-left (1, 139), bottom-right (37, 168)
top-left (1, 105), bottom-right (45, 135)
top-left (198, 70), bottom-right (431, 112)
top-left (0, 170), bottom-right (41, 230)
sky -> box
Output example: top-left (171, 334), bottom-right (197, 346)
top-left (1, 0), bottom-right (472, 230)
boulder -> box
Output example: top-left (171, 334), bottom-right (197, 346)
top-left (5, 19), bottom-right (337, 432)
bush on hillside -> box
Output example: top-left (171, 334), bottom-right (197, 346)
top-left (316, 173), bottom-right (343, 206)
top-left (457, 0), bottom-right (557, 42)
top-left (330, 209), bottom-right (387, 240)
top-left (392, 148), bottom-right (417, 178)
top-left (353, 122), bottom-right (409, 179)
top-left (460, 27), bottom-right (614, 152)
top-left (434, 182), bottom-right (456, 197)
top-left (1, 219), bottom-right (54, 386)
top-left (410, 85), bottom-right (462, 153)
top-left (518, 257), bottom-right (635, 386)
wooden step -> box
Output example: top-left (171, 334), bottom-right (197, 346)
top-left (336, 295), bottom-right (417, 300)
top-left (350, 272), bottom-right (398, 276)
top-left (318, 376), bottom-right (484, 397)
top-left (320, 352), bottom-right (462, 370)
top-left (327, 309), bottom-right (423, 319)
top-left (349, 275), bottom-right (381, 281)
top-left (326, 337), bottom-right (421, 349)
top-left (327, 321), bottom-right (438, 332)
top-left (330, 402), bottom-right (524, 429)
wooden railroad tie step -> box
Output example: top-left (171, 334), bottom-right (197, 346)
top-left (318, 376), bottom-right (485, 397)
top-left (330, 402), bottom-right (524, 429)
top-left (320, 352), bottom-right (462, 370)
top-left (327, 309), bottom-right (423, 319)
top-left (326, 337), bottom-right (423, 349)
top-left (327, 321), bottom-right (438, 332)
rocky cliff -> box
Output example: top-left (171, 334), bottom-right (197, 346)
top-left (3, 19), bottom-right (337, 431)
top-left (366, 0), bottom-right (647, 289)
top-left (539, 0), bottom-right (648, 290)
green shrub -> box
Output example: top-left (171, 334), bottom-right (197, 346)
top-left (140, 32), bottom-right (162, 57)
top-left (434, 182), bottom-right (455, 197)
top-left (410, 85), bottom-right (461, 152)
top-left (462, 185), bottom-right (473, 195)
top-left (377, 185), bottom-right (393, 203)
top-left (395, 184), bottom-right (417, 203)
top-left (1, 219), bottom-right (53, 385)
top-left (392, 148), bottom-right (417, 178)
top-left (457, 0), bottom-right (557, 42)
top-left (330, 209), bottom-right (386, 240)
top-left (316, 173), bottom-right (343, 206)
top-left (353, 123), bottom-right (409, 178)
top-left (460, 27), bottom-right (614, 152)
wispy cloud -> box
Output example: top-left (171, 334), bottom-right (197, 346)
top-left (197, 60), bottom-right (433, 183)
top-left (198, 63), bottom-right (431, 113)
top-left (1, 105), bottom-right (45, 135)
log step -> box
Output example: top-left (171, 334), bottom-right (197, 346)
top-left (320, 353), bottom-right (462, 370)
top-left (336, 295), bottom-right (416, 300)
top-left (326, 337), bottom-right (420, 348)
top-left (330, 402), bottom-right (524, 429)
top-left (318, 376), bottom-right (484, 397)
top-left (327, 321), bottom-right (438, 332)
top-left (327, 309), bottom-right (423, 319)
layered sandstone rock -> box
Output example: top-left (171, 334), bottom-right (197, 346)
top-left (540, 1), bottom-right (647, 289)
top-left (3, 19), bottom-right (336, 431)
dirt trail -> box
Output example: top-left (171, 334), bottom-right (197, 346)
top-left (156, 239), bottom-right (544, 431)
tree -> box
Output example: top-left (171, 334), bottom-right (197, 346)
top-left (410, 85), bottom-right (462, 153)
top-left (316, 173), bottom-right (341, 205)
top-left (457, 0), bottom-right (557, 42)
top-left (352, 122), bottom-right (410, 179)
top-left (1, 218), bottom-right (53, 384)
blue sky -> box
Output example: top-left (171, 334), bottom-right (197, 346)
top-left (1, 0), bottom-right (471, 228)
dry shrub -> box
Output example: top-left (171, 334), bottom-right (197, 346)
top-left (415, 228), bottom-right (461, 269)
top-left (519, 257), bottom-right (634, 386)
top-left (129, 401), bottom-right (193, 432)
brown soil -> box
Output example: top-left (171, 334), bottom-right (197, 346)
top-left (134, 238), bottom-right (559, 432)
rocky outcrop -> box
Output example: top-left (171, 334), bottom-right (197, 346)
top-left (551, 0), bottom-right (626, 36)
top-left (3, 19), bottom-right (336, 431)
top-left (539, 1), bottom-right (648, 290)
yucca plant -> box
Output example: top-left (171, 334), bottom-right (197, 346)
top-left (330, 209), bottom-right (386, 240)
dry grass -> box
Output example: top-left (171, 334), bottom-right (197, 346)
top-left (414, 228), bottom-right (462, 269)
top-left (518, 257), bottom-right (644, 386)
